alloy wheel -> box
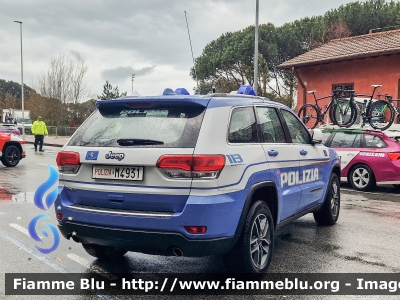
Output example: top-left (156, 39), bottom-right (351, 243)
top-left (330, 181), bottom-right (339, 217)
top-left (351, 167), bottom-right (370, 189)
top-left (250, 214), bottom-right (271, 269)
top-left (3, 146), bottom-right (20, 167)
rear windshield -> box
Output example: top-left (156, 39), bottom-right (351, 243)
top-left (68, 103), bottom-right (205, 148)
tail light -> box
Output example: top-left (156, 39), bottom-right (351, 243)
top-left (388, 152), bottom-right (400, 161)
top-left (184, 226), bottom-right (207, 234)
top-left (156, 155), bottom-right (225, 179)
top-left (56, 151), bottom-right (81, 174)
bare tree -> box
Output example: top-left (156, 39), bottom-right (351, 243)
top-left (36, 53), bottom-right (89, 104)
top-left (35, 53), bottom-right (90, 125)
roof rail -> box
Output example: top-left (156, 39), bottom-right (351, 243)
top-left (206, 93), bottom-right (268, 100)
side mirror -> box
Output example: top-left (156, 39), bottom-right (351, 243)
top-left (311, 128), bottom-right (323, 144)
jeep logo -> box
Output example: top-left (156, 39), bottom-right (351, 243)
top-left (105, 151), bottom-right (125, 161)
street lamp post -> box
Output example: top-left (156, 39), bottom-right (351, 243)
top-left (14, 20), bottom-right (25, 140)
top-left (131, 74), bottom-right (135, 94)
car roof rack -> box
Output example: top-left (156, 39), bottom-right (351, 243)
top-left (319, 124), bottom-right (387, 133)
top-left (205, 93), bottom-right (267, 100)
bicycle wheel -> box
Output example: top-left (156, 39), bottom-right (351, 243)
top-left (331, 99), bottom-right (357, 128)
top-left (298, 104), bottom-right (319, 129)
top-left (368, 100), bottom-right (394, 130)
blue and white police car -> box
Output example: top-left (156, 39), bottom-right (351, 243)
top-left (55, 86), bottom-right (341, 273)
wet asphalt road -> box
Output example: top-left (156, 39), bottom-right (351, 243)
top-left (1, 145), bottom-right (400, 299)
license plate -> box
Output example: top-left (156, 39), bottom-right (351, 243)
top-left (92, 165), bottom-right (144, 181)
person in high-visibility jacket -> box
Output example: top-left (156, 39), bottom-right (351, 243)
top-left (31, 116), bottom-right (48, 152)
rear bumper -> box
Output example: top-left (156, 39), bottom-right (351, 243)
top-left (58, 221), bottom-right (236, 257)
top-left (56, 187), bottom-right (246, 239)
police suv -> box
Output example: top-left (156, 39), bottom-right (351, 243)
top-left (55, 86), bottom-right (341, 273)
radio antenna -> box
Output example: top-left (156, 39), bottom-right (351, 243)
top-left (184, 11), bottom-right (199, 91)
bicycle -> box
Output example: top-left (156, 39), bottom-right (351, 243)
top-left (371, 93), bottom-right (400, 129)
top-left (298, 88), bottom-right (357, 129)
top-left (334, 84), bottom-right (391, 130)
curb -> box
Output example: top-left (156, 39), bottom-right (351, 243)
top-left (25, 141), bottom-right (64, 148)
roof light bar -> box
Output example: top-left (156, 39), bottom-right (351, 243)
top-left (162, 88), bottom-right (176, 96)
top-left (237, 85), bottom-right (256, 96)
top-left (175, 88), bottom-right (190, 95)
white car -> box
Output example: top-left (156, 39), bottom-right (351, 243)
top-left (55, 86), bottom-right (341, 273)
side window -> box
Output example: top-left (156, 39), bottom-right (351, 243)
top-left (322, 132), bottom-right (332, 145)
top-left (352, 133), bottom-right (362, 147)
top-left (228, 107), bottom-right (258, 143)
top-left (255, 107), bottom-right (286, 143)
top-left (330, 132), bottom-right (360, 148)
top-left (280, 109), bottom-right (310, 144)
top-left (364, 134), bottom-right (387, 148)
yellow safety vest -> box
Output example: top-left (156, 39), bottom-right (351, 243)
top-left (31, 120), bottom-right (48, 135)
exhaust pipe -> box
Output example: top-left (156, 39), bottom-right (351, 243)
top-left (172, 247), bottom-right (183, 257)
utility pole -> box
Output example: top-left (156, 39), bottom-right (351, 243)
top-left (253, 0), bottom-right (259, 95)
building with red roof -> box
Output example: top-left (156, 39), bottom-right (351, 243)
top-left (277, 29), bottom-right (400, 112)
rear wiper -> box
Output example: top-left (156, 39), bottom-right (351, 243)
top-left (117, 138), bottom-right (164, 145)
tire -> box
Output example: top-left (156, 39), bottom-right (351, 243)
top-left (82, 244), bottom-right (127, 260)
top-left (328, 105), bottom-right (336, 125)
top-left (368, 100), bottom-right (394, 130)
top-left (223, 201), bottom-right (274, 273)
top-left (330, 99), bottom-right (357, 128)
top-left (298, 104), bottom-right (319, 129)
top-left (1, 145), bottom-right (21, 167)
top-left (313, 173), bottom-right (340, 225)
top-left (349, 164), bottom-right (376, 191)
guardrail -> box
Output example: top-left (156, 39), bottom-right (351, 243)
top-left (21, 126), bottom-right (77, 137)
top-left (47, 126), bottom-right (77, 137)
top-left (16, 126), bottom-right (32, 135)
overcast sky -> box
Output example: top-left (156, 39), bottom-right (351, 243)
top-left (1, 0), bottom-right (366, 98)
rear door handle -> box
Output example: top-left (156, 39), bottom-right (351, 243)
top-left (268, 150), bottom-right (278, 157)
top-left (300, 149), bottom-right (308, 156)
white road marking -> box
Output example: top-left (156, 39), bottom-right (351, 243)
top-left (67, 253), bottom-right (91, 268)
top-left (10, 224), bottom-right (117, 284)
top-left (10, 223), bottom-right (44, 239)
top-left (0, 228), bottom-right (115, 300)
top-left (67, 253), bottom-right (118, 280)
top-left (9, 223), bottom-right (40, 238)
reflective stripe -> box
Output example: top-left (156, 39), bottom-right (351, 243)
top-left (69, 204), bottom-right (173, 218)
